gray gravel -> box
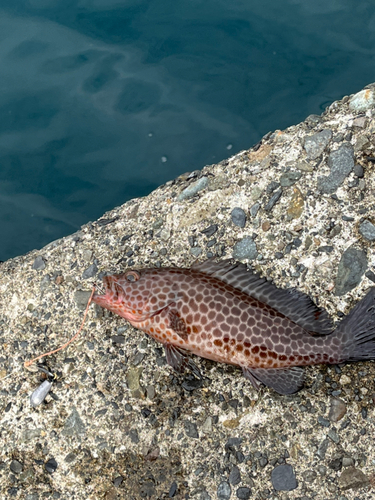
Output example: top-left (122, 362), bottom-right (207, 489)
top-left (335, 245), bottom-right (368, 296)
top-left (1, 83), bottom-right (375, 499)
top-left (232, 236), bottom-right (258, 260)
top-left (318, 143), bottom-right (354, 193)
top-left (359, 220), bottom-right (375, 241)
top-left (304, 129), bottom-right (332, 159)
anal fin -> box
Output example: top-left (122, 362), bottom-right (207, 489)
top-left (242, 366), bottom-right (305, 395)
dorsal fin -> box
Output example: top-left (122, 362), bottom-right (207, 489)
top-left (192, 259), bottom-right (334, 335)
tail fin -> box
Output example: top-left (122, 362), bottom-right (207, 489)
top-left (338, 288), bottom-right (375, 362)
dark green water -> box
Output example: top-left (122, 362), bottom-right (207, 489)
top-left (1, 1), bottom-right (375, 260)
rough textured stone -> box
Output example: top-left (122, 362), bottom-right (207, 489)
top-left (328, 398), bottom-right (347, 422)
top-left (2, 82), bottom-right (375, 500)
top-left (338, 467), bottom-right (370, 490)
top-left (280, 171), bottom-right (302, 187)
top-left (231, 207), bottom-right (247, 228)
top-left (10, 460), bottom-right (23, 474)
top-left (82, 262), bottom-right (98, 279)
top-left (250, 202), bottom-right (260, 217)
top-left (217, 481), bottom-right (231, 500)
top-left (287, 187), bottom-right (304, 220)
top-left (264, 188), bottom-right (282, 211)
top-left (271, 464), bottom-right (297, 491)
top-left (32, 256), bottom-right (45, 270)
top-left (335, 246), bottom-right (368, 296)
top-left (232, 237), bottom-right (257, 260)
top-left (236, 487), bottom-right (251, 500)
top-left (177, 177), bottom-right (208, 200)
top-left (349, 88), bottom-right (375, 112)
top-left (184, 420), bottom-right (199, 439)
top-left (126, 367), bottom-right (145, 399)
top-left (229, 465), bottom-right (241, 485)
top-left (304, 129), bottom-right (332, 159)
top-left (359, 220), bottom-right (375, 241)
top-left (318, 144), bottom-right (354, 193)
top-left (61, 408), bottom-right (86, 438)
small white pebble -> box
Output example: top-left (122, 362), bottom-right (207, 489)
top-left (339, 374), bottom-right (351, 385)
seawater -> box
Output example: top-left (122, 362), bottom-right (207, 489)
top-left (1, 0), bottom-right (375, 260)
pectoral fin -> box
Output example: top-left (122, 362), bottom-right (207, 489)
top-left (168, 309), bottom-right (189, 340)
top-left (164, 344), bottom-right (202, 379)
top-left (242, 366), bottom-right (305, 394)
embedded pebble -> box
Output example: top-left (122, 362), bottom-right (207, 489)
top-left (177, 177), bottom-right (208, 201)
top-left (74, 290), bottom-right (93, 310)
top-left (365, 270), bottom-right (375, 283)
top-left (217, 481), bottom-right (231, 500)
top-left (236, 487), bottom-right (251, 500)
top-left (61, 407), bottom-right (86, 437)
top-left (232, 237), bottom-right (257, 260)
top-left (359, 220), bottom-right (375, 241)
top-left (200, 224), bottom-right (218, 237)
top-left (250, 202), bottom-right (260, 217)
top-left (317, 438), bottom-right (330, 459)
top-left (318, 144), bottom-right (354, 193)
top-left (296, 160), bottom-right (313, 172)
top-left (126, 367), bottom-right (145, 398)
top-left (328, 398), bottom-right (347, 422)
top-left (190, 247), bottom-right (202, 257)
top-left (32, 256), bottom-right (46, 270)
top-left (353, 164), bottom-right (364, 177)
top-left (264, 188), bottom-right (282, 211)
top-left (327, 428), bottom-right (340, 443)
top-left (111, 335), bottom-right (125, 344)
top-left (349, 88), bottom-right (375, 112)
top-left (231, 207), bottom-right (247, 228)
top-left (113, 476), bottom-right (123, 487)
top-left (202, 416), bottom-right (213, 434)
top-left (339, 374), bottom-right (352, 385)
top-left (184, 420), bottom-right (199, 439)
top-left (266, 181), bottom-right (280, 194)
top-left (280, 171), bottom-right (302, 187)
top-left (302, 470), bottom-right (317, 483)
top-left (229, 465), bottom-right (241, 485)
top-left (82, 262), bottom-right (98, 279)
top-left (271, 464), bottom-right (297, 491)
top-left (45, 458), bottom-right (57, 474)
top-left (287, 187), bottom-right (304, 220)
top-left (304, 129), bottom-right (332, 159)
top-left (169, 481), bottom-right (177, 497)
top-left (10, 460), bottom-right (23, 474)
top-left (338, 466), bottom-right (370, 490)
top-left (334, 246), bottom-right (368, 296)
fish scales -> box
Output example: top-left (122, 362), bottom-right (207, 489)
top-left (93, 259), bottom-right (375, 394)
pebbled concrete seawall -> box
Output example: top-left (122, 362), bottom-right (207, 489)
top-left (1, 84), bottom-right (375, 499)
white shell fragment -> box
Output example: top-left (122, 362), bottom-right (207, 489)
top-left (30, 380), bottom-right (53, 407)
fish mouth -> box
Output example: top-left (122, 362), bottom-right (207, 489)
top-left (92, 276), bottom-right (119, 304)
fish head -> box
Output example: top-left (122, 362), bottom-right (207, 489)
top-left (92, 268), bottom-right (180, 322)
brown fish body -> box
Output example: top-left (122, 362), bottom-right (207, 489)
top-left (93, 260), bottom-right (375, 394)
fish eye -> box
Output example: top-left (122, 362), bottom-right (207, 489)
top-left (126, 271), bottom-right (140, 282)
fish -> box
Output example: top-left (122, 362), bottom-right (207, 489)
top-left (92, 259), bottom-right (375, 394)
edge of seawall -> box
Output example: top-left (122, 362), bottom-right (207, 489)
top-left (1, 83), bottom-right (375, 499)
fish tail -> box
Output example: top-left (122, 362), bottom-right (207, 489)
top-left (337, 288), bottom-right (375, 362)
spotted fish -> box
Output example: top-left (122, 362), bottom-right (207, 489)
top-left (92, 260), bottom-right (375, 394)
